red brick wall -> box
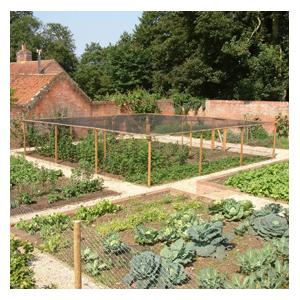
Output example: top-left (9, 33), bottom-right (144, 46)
top-left (91, 101), bottom-right (121, 116)
top-left (30, 78), bottom-right (91, 118)
top-left (157, 99), bottom-right (175, 114)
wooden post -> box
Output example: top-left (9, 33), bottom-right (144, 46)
top-left (73, 220), bottom-right (82, 289)
top-left (22, 121), bottom-right (27, 154)
top-left (147, 135), bottom-right (152, 187)
top-left (199, 132), bottom-right (203, 174)
top-left (94, 129), bottom-right (99, 174)
top-left (211, 129), bottom-right (215, 150)
top-left (240, 127), bottom-right (244, 166)
top-left (69, 126), bottom-right (72, 137)
top-left (54, 125), bottom-right (58, 163)
top-left (272, 123), bottom-right (277, 158)
top-left (103, 130), bottom-right (107, 160)
top-left (189, 131), bottom-right (192, 156)
top-left (222, 128), bottom-right (227, 152)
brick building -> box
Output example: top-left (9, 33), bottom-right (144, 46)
top-left (10, 44), bottom-right (93, 119)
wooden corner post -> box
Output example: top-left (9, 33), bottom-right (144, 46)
top-left (22, 121), bottom-right (27, 155)
top-left (272, 122), bottom-right (277, 158)
top-left (54, 125), bottom-right (58, 163)
top-left (147, 135), bottom-right (152, 187)
top-left (240, 127), bottom-right (245, 166)
top-left (199, 132), bottom-right (203, 175)
top-left (222, 128), bottom-right (228, 152)
top-left (103, 130), bottom-right (107, 160)
top-left (94, 129), bottom-right (99, 174)
top-left (211, 129), bottom-right (215, 150)
top-left (73, 220), bottom-right (82, 289)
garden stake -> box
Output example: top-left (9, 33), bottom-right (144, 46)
top-left (240, 127), bottom-right (244, 166)
top-left (94, 129), bottom-right (99, 174)
top-left (73, 220), bottom-right (82, 289)
top-left (211, 129), bottom-right (215, 150)
top-left (222, 128), bottom-right (227, 152)
top-left (199, 132), bottom-right (203, 174)
top-left (189, 131), bottom-right (192, 156)
top-left (103, 130), bottom-right (107, 160)
top-left (147, 135), bottom-right (152, 187)
top-left (22, 121), bottom-right (27, 155)
top-left (69, 126), bottom-right (72, 137)
top-left (54, 125), bottom-right (58, 163)
top-left (272, 123), bottom-right (277, 158)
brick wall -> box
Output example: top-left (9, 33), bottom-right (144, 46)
top-left (157, 99), bottom-right (175, 114)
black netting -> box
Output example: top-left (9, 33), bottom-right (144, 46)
top-left (26, 114), bottom-right (265, 136)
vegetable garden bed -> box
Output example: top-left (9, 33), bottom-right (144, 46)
top-left (26, 129), bottom-right (268, 185)
top-left (213, 162), bottom-right (289, 202)
top-left (12, 190), bottom-right (289, 289)
top-left (10, 156), bottom-right (118, 215)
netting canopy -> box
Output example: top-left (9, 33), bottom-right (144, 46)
top-left (26, 113), bottom-right (265, 136)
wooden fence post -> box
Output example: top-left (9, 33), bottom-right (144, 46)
top-left (22, 121), bottom-right (27, 155)
top-left (199, 132), bottom-right (203, 174)
top-left (73, 220), bottom-right (82, 289)
top-left (69, 126), bottom-right (72, 138)
top-left (94, 129), bottom-right (99, 174)
top-left (211, 129), bottom-right (215, 150)
top-left (240, 127), bottom-right (244, 166)
top-left (103, 130), bottom-right (107, 160)
top-left (272, 123), bottom-right (277, 158)
top-left (222, 128), bottom-right (227, 152)
top-left (54, 125), bottom-right (58, 163)
top-left (147, 135), bottom-right (152, 187)
top-left (189, 131), bottom-right (192, 156)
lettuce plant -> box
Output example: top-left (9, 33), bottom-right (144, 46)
top-left (102, 233), bottom-right (130, 255)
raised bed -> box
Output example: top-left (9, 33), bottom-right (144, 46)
top-left (12, 189), bottom-right (289, 289)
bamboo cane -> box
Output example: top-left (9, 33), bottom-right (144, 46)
top-left (222, 128), bottom-right (228, 152)
top-left (211, 129), bottom-right (215, 150)
top-left (147, 135), bottom-right (152, 187)
top-left (94, 129), bottom-right (98, 174)
top-left (103, 130), bottom-right (107, 160)
top-left (22, 121), bottom-right (27, 155)
top-left (199, 133), bottom-right (203, 174)
top-left (73, 221), bottom-right (82, 289)
top-left (272, 123), bottom-right (277, 158)
top-left (54, 125), bottom-right (58, 163)
top-left (240, 127), bottom-right (244, 166)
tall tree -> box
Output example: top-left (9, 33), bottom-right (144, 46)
top-left (39, 23), bottom-right (78, 74)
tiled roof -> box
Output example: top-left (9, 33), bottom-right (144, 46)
top-left (10, 74), bottom-right (58, 105)
top-left (10, 59), bottom-right (64, 76)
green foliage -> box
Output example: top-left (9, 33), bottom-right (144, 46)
top-left (134, 226), bottom-right (159, 245)
top-left (198, 267), bottom-right (226, 289)
top-left (10, 156), bottom-right (62, 188)
top-left (160, 238), bottom-right (196, 266)
top-left (74, 200), bottom-right (120, 223)
top-left (102, 233), bottom-right (130, 255)
top-left (81, 248), bottom-right (112, 276)
top-left (172, 91), bottom-right (205, 115)
top-left (97, 207), bottom-right (167, 236)
top-left (162, 260), bottom-right (188, 285)
top-left (123, 251), bottom-right (173, 289)
top-left (17, 192), bottom-right (35, 205)
top-left (10, 237), bottom-right (36, 289)
top-left (276, 114), bottom-right (289, 137)
top-left (232, 238), bottom-right (289, 288)
top-left (208, 199), bottom-right (254, 221)
top-left (185, 221), bottom-right (230, 259)
top-left (225, 162), bottom-right (289, 201)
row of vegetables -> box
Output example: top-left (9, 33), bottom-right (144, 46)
top-left (14, 198), bottom-right (289, 289)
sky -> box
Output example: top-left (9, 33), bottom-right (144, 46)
top-left (33, 11), bottom-right (143, 57)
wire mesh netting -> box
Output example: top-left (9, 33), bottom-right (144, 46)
top-left (25, 114), bottom-right (266, 136)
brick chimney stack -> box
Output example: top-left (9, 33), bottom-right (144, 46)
top-left (16, 44), bottom-right (32, 62)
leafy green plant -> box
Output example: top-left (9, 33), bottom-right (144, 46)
top-left (162, 260), bottom-right (188, 285)
top-left (160, 238), bottom-right (196, 266)
top-left (134, 226), bottom-right (159, 245)
top-left (198, 267), bottom-right (226, 289)
top-left (185, 221), bottom-right (231, 260)
top-left (208, 199), bottom-right (254, 221)
top-left (18, 192), bottom-right (35, 205)
top-left (74, 200), bottom-right (120, 223)
top-left (123, 251), bottom-right (173, 289)
top-left (275, 113), bottom-right (289, 137)
top-left (81, 248), bottom-right (112, 276)
top-left (225, 162), bottom-right (289, 201)
top-left (10, 238), bottom-right (36, 289)
top-left (102, 233), bottom-right (130, 255)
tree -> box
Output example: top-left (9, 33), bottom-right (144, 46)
top-left (10, 11), bottom-right (42, 61)
top-left (39, 23), bottom-right (78, 74)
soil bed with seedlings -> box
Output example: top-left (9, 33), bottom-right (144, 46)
top-left (12, 190), bottom-right (289, 289)
top-left (10, 156), bottom-right (117, 215)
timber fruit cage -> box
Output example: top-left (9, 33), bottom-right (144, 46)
top-left (22, 113), bottom-right (276, 186)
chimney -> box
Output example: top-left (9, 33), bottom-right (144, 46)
top-left (16, 44), bottom-right (32, 62)
top-left (37, 49), bottom-right (42, 74)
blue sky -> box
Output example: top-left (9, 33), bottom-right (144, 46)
top-left (33, 11), bottom-right (143, 57)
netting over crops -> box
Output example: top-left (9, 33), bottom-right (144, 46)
top-left (25, 114), bottom-right (265, 136)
